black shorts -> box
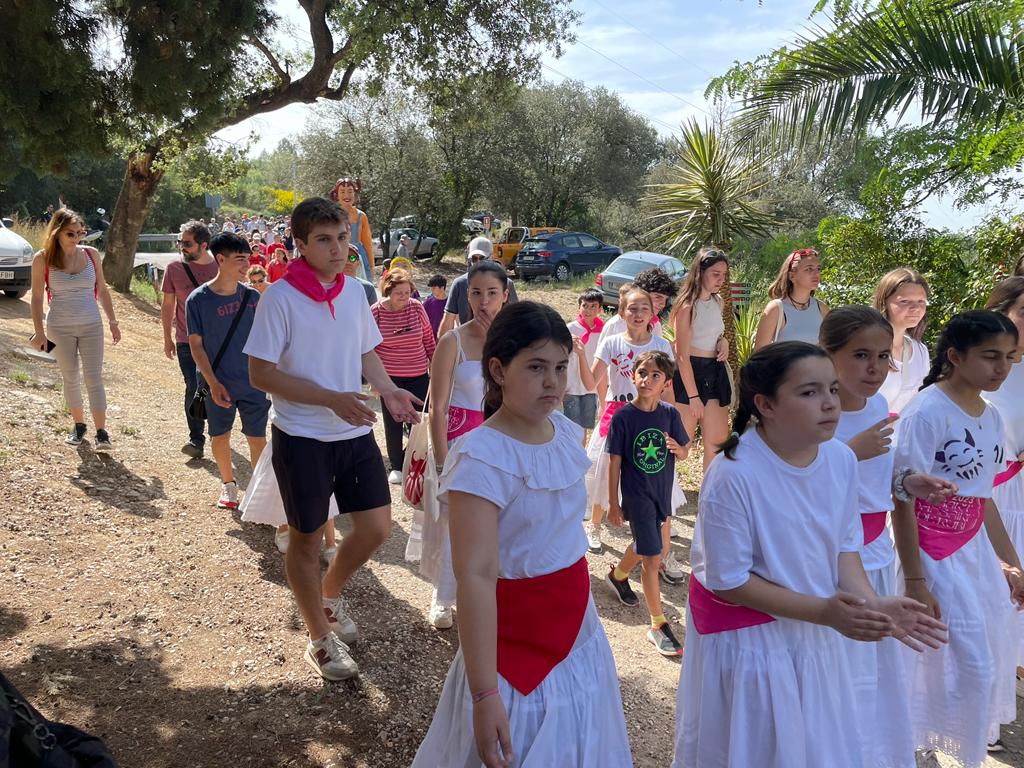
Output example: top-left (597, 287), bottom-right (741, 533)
top-left (271, 426), bottom-right (391, 533)
top-left (673, 357), bottom-right (732, 405)
top-left (622, 495), bottom-right (669, 557)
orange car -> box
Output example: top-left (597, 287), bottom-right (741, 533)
top-left (492, 226), bottom-right (564, 270)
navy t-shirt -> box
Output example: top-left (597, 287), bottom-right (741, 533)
top-left (185, 283), bottom-right (260, 392)
top-left (607, 402), bottom-right (689, 515)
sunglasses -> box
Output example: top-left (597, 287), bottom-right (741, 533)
top-left (392, 325), bottom-right (412, 335)
top-left (177, 239), bottom-right (196, 246)
top-left (63, 230), bottom-right (88, 238)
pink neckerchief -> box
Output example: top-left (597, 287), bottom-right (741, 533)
top-left (576, 313), bottom-right (604, 345)
top-left (282, 257), bottom-right (345, 318)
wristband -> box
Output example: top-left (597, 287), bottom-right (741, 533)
top-left (892, 465), bottom-right (914, 503)
top-left (904, 576), bottom-right (926, 582)
top-left (471, 687), bottom-right (499, 704)
top-left (686, 392), bottom-right (699, 399)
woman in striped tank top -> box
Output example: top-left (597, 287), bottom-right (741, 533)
top-left (29, 208), bottom-right (120, 450)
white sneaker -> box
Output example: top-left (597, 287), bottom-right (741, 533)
top-left (274, 528), bottom-right (289, 553)
top-left (663, 551), bottom-right (686, 581)
top-left (304, 633), bottom-right (358, 681)
top-left (217, 481), bottom-right (239, 509)
top-left (323, 594), bottom-right (358, 644)
top-left (387, 469), bottom-right (403, 485)
top-left (429, 600), bottom-right (454, 630)
top-left (586, 523), bottom-right (602, 554)
top-left (322, 544), bottom-right (337, 565)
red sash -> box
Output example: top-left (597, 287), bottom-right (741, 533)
top-left (995, 460), bottom-right (1023, 488)
top-left (915, 495), bottom-right (985, 561)
top-left (446, 406), bottom-right (484, 442)
top-left (598, 400), bottom-right (627, 437)
top-left (687, 577), bottom-right (775, 635)
top-left (861, 512), bottom-right (888, 546)
top-left (496, 557), bottom-right (589, 696)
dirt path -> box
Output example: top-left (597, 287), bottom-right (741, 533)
top-left (0, 288), bottom-right (1021, 768)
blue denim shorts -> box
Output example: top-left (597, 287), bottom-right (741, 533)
top-left (562, 393), bottom-right (598, 429)
top-left (205, 386), bottom-right (270, 437)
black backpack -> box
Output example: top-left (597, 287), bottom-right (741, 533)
top-left (0, 672), bottom-right (117, 768)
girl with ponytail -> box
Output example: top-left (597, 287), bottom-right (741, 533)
top-left (414, 301), bottom-right (633, 768)
top-left (983, 278), bottom-right (1024, 670)
top-left (820, 307), bottom-right (956, 768)
top-left (674, 341), bottom-right (946, 768)
top-left (893, 309), bottom-right (1023, 761)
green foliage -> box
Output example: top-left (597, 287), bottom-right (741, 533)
top-left (734, 304), bottom-right (760, 366)
top-left (731, 228), bottom-right (821, 297)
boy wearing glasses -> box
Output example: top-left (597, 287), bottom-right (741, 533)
top-left (162, 220), bottom-right (218, 460)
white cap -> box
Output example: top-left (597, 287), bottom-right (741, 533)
top-left (468, 235), bottom-right (492, 260)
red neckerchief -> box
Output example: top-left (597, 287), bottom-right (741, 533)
top-left (576, 313), bottom-right (604, 345)
top-left (282, 257), bottom-right (345, 318)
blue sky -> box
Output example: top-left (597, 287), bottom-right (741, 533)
top-left (216, 0), bottom-right (996, 231)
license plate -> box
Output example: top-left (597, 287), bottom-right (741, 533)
top-left (519, 256), bottom-right (534, 262)
top-left (0, 271), bottom-right (14, 280)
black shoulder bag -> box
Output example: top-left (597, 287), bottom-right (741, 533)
top-left (188, 292), bottom-right (252, 421)
top-left (181, 261), bottom-right (200, 288)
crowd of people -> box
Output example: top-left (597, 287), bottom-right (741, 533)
top-left (24, 197), bottom-right (1024, 768)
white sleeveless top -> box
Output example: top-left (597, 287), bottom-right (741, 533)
top-left (449, 327), bottom-right (485, 412)
top-left (690, 295), bottom-right (724, 353)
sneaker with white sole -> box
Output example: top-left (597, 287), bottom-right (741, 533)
top-left (387, 469), bottom-right (403, 485)
top-left (586, 523), bottom-right (602, 554)
top-left (323, 594), bottom-right (358, 644)
top-left (217, 481), bottom-right (239, 509)
top-left (429, 600), bottom-right (454, 630)
top-left (648, 622), bottom-right (683, 657)
top-left (94, 429), bottom-right (113, 452)
top-left (604, 567), bottom-right (639, 606)
top-left (304, 633), bottom-right (358, 681)
top-left (660, 552), bottom-right (685, 585)
top-left (65, 423), bottom-right (87, 446)
top-left (987, 739), bottom-right (1006, 753)
top-left (322, 544), bottom-right (337, 565)
top-left (274, 528), bottom-right (289, 553)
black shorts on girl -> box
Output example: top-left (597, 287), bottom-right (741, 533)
top-left (673, 357), bottom-right (731, 405)
top-left (271, 426), bottom-right (391, 533)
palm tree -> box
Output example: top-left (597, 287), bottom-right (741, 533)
top-left (644, 118), bottom-right (777, 378)
top-left (734, 0), bottom-right (1024, 154)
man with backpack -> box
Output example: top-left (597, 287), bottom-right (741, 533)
top-left (162, 220), bottom-right (218, 460)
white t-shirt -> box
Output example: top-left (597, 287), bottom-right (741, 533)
top-left (985, 361), bottom-right (1024, 456)
top-left (595, 313), bottom-right (663, 350)
top-left (878, 336), bottom-right (929, 415)
top-left (565, 319), bottom-right (600, 397)
top-left (243, 278), bottom-right (383, 441)
top-left (594, 333), bottom-right (673, 403)
top-left (693, 429), bottom-right (861, 596)
top-left (834, 393), bottom-right (896, 571)
top-left (894, 385), bottom-right (1007, 497)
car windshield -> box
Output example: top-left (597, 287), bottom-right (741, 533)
top-left (606, 257), bottom-right (657, 277)
top-left (520, 238), bottom-right (548, 252)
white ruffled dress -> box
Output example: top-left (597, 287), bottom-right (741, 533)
top-left (411, 412), bottom-right (633, 767)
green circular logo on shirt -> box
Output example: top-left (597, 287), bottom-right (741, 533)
top-left (633, 427), bottom-right (667, 474)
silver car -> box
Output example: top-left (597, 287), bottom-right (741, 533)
top-left (596, 251), bottom-right (688, 310)
top-left (375, 228), bottom-right (439, 260)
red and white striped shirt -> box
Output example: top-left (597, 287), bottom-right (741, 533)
top-left (371, 298), bottom-right (436, 377)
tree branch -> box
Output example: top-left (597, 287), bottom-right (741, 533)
top-left (323, 63), bottom-right (358, 101)
top-left (246, 36), bottom-right (290, 83)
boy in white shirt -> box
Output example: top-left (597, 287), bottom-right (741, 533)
top-left (245, 197), bottom-right (421, 681)
top-left (564, 288), bottom-right (604, 444)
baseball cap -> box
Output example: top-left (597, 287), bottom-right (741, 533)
top-left (468, 235), bottom-right (492, 260)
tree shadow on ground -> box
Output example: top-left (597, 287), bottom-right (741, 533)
top-left (4, 566), bottom-right (461, 768)
top-left (121, 292), bottom-right (161, 320)
top-left (0, 606), bottom-right (29, 637)
top-left (69, 449), bottom-right (166, 519)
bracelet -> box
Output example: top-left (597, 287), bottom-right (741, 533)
top-left (471, 687), bottom-right (499, 704)
top-left (892, 465), bottom-right (914, 503)
top-left (687, 392), bottom-right (699, 399)
top-left (904, 576), bottom-right (926, 581)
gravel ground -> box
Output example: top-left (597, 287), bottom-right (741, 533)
top-left (0, 284), bottom-right (1022, 768)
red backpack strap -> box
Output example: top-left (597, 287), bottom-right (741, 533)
top-left (44, 262), bottom-right (51, 303)
top-left (83, 246), bottom-right (99, 297)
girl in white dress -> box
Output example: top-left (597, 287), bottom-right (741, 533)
top-left (420, 261), bottom-right (504, 630)
top-left (412, 301), bottom-right (632, 768)
top-left (674, 340), bottom-right (946, 768)
top-left (893, 309), bottom-right (1024, 763)
top-left (873, 268), bottom-right (931, 416)
top-left (580, 287), bottom-right (673, 553)
top-left (820, 307), bottom-right (957, 768)
top-left (983, 277), bottom-right (1024, 666)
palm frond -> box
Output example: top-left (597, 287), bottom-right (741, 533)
top-left (736, 0), bottom-right (1024, 149)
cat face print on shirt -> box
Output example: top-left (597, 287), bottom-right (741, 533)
top-left (609, 349), bottom-right (636, 380)
top-left (935, 429), bottom-right (987, 480)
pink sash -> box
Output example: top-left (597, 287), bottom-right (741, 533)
top-left (688, 577), bottom-right (775, 635)
top-left (994, 460), bottom-right (1023, 487)
top-left (446, 406), bottom-right (484, 442)
top-left (861, 511), bottom-right (887, 546)
top-left (914, 495), bottom-right (985, 561)
top-left (496, 557), bottom-right (589, 695)
top-left (598, 400), bottom-right (627, 438)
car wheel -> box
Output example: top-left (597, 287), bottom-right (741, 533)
top-left (428, 243), bottom-right (437, 258)
top-left (554, 262), bottom-right (571, 282)
top-left (3, 289), bottom-right (26, 299)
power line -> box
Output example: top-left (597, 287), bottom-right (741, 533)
top-left (588, 0), bottom-right (715, 77)
top-left (572, 39), bottom-right (713, 117)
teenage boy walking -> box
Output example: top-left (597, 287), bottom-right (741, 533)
top-left (246, 197), bottom-right (421, 681)
top-left (604, 350), bottom-right (690, 657)
top-left (186, 232), bottom-right (270, 510)
top-left (162, 221), bottom-right (219, 459)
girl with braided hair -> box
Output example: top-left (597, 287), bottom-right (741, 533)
top-left (893, 310), bottom-right (1023, 762)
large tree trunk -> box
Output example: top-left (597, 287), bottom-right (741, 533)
top-left (104, 150), bottom-right (165, 292)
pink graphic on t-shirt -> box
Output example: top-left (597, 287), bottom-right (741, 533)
top-left (915, 495), bottom-right (985, 560)
top-left (447, 406), bottom-right (483, 442)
